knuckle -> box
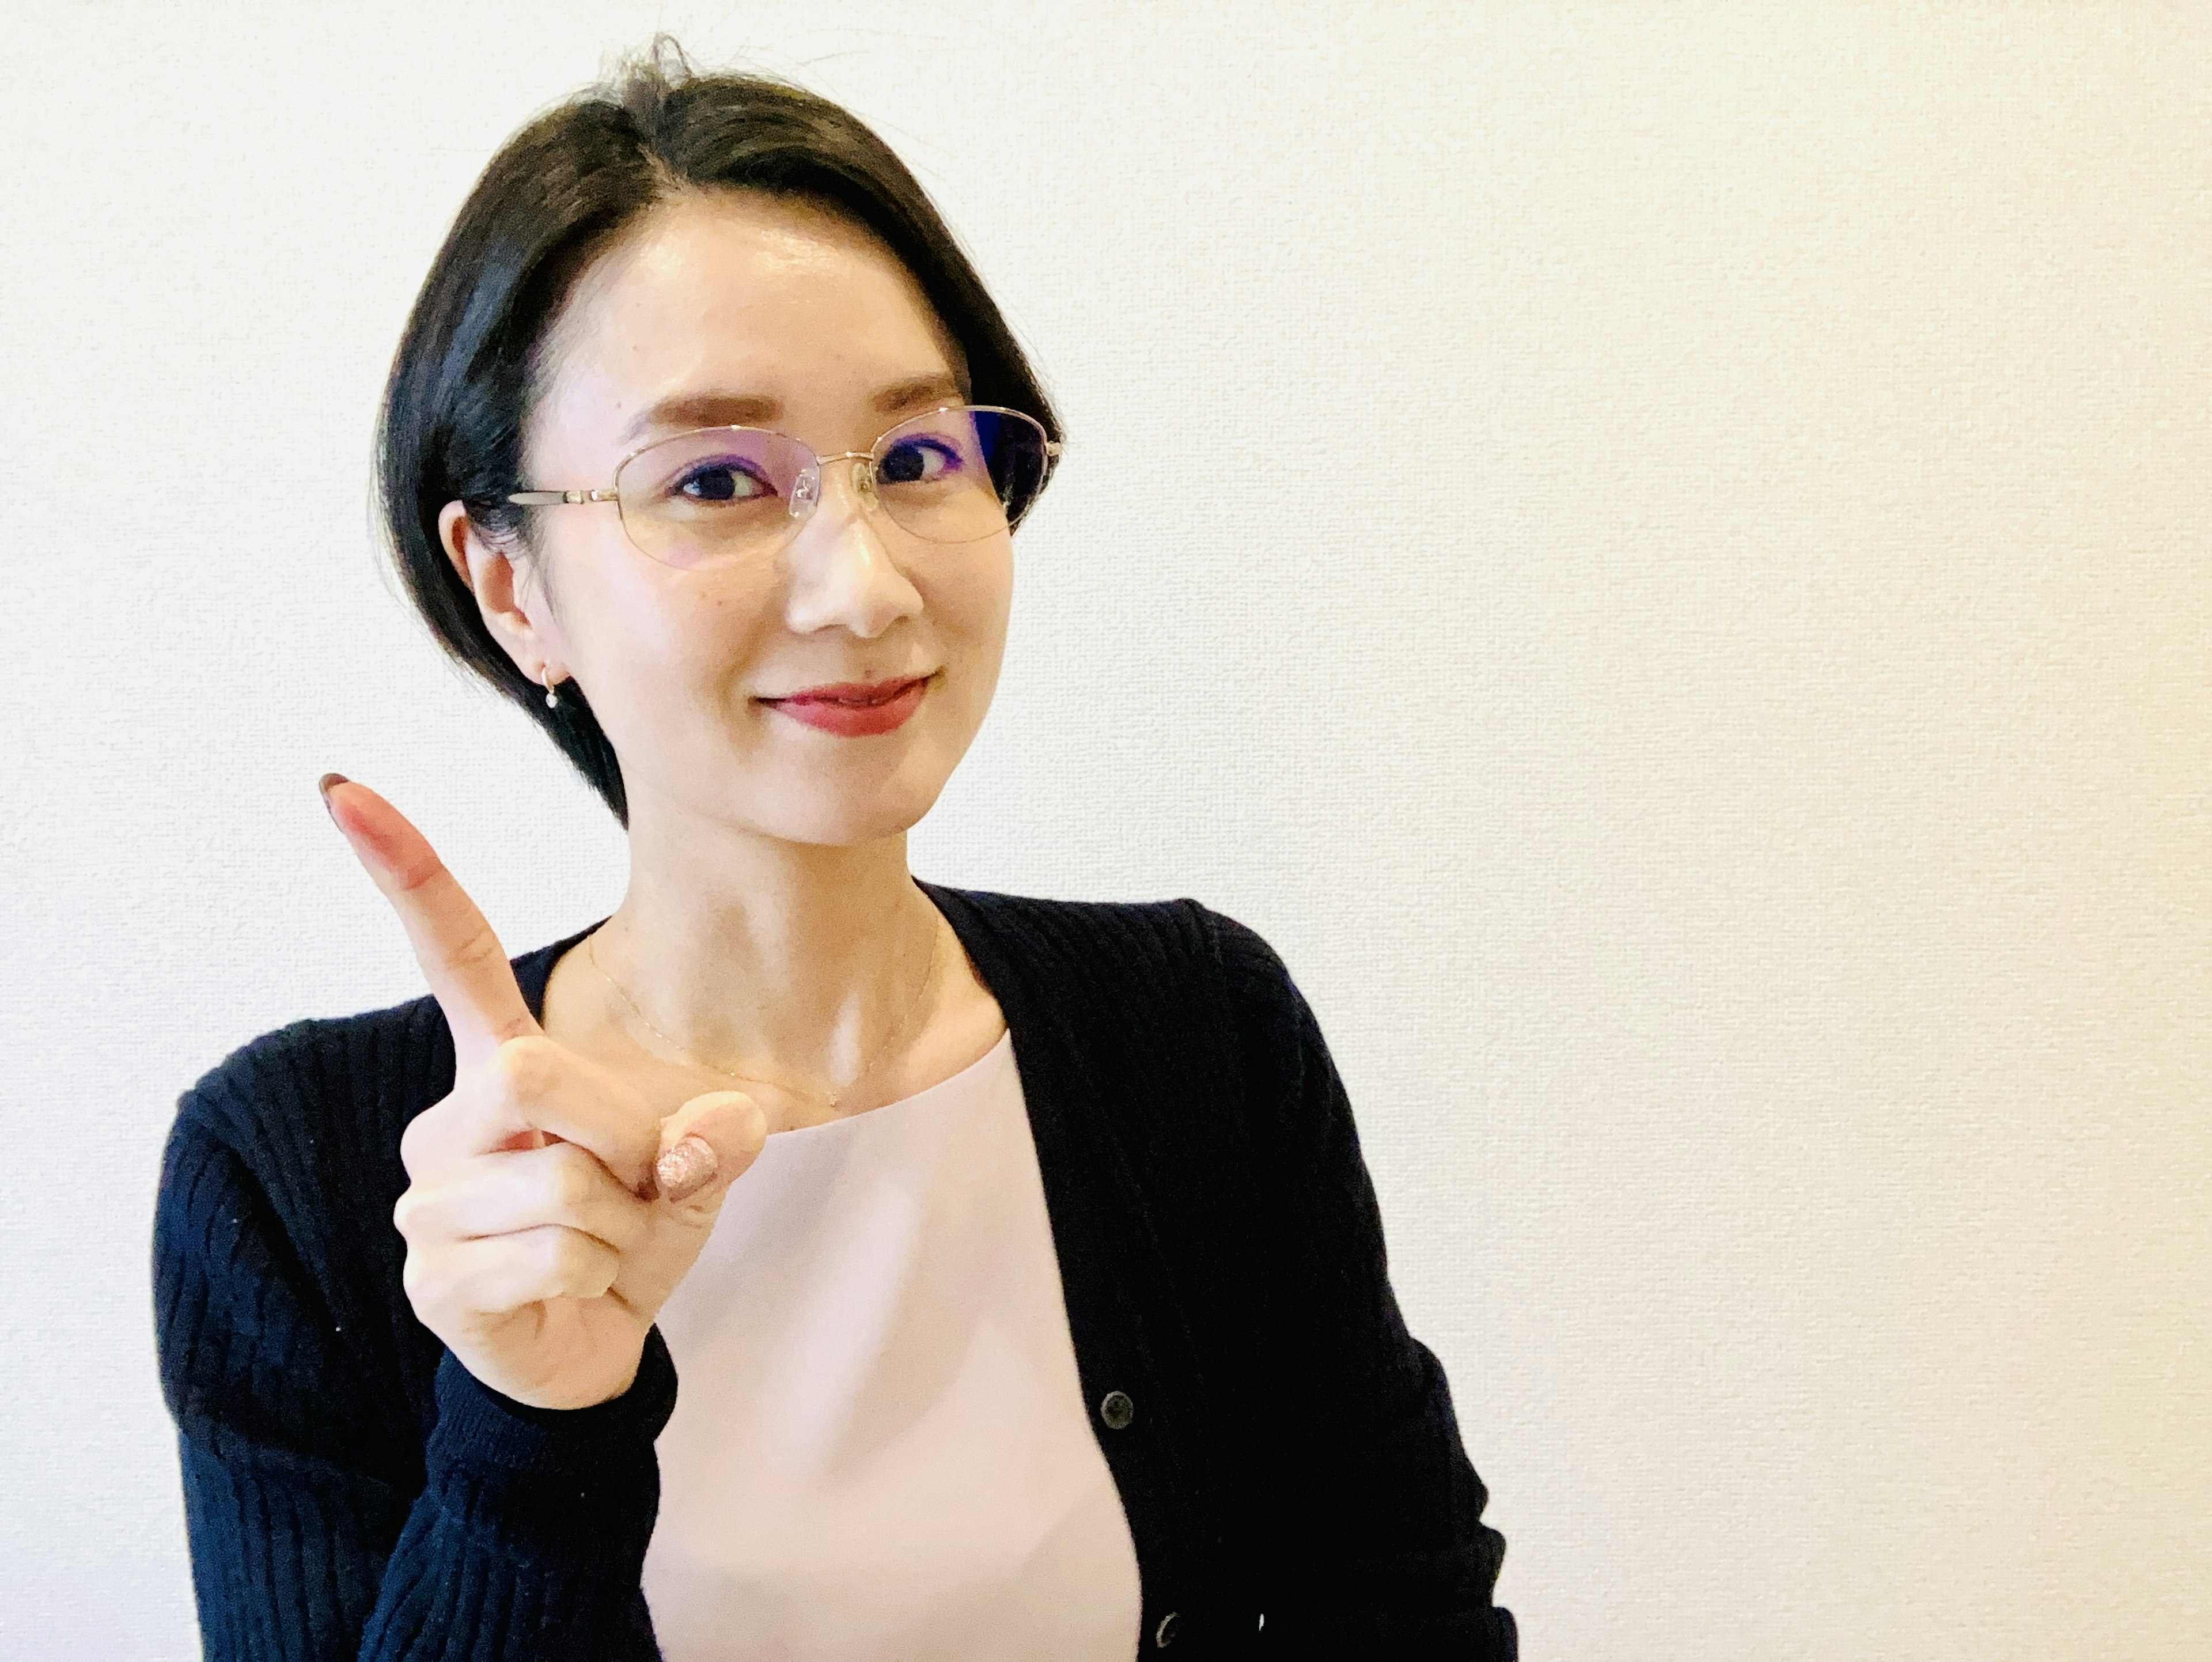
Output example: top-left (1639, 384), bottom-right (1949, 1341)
top-left (400, 1093), bottom-right (460, 1180)
top-left (548, 1228), bottom-right (611, 1286)
top-left (446, 914), bottom-right (507, 980)
top-left (397, 1115), bottom-right (426, 1179)
top-left (551, 1154), bottom-right (596, 1213)
top-left (544, 1228), bottom-right (587, 1275)
top-left (604, 1202), bottom-right (648, 1252)
top-left (493, 1034), bottom-right (559, 1101)
top-left (490, 1036), bottom-right (536, 1095)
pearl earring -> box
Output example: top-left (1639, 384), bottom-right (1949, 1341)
top-left (541, 668), bottom-right (560, 710)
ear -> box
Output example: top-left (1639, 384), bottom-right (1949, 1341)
top-left (437, 501), bottom-right (558, 677)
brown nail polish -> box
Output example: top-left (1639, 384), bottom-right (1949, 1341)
top-left (655, 1135), bottom-right (718, 1205)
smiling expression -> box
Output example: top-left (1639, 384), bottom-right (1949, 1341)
top-left (458, 188), bottom-right (1016, 847)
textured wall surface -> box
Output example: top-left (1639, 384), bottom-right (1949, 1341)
top-left (2, 3), bottom-right (2205, 1657)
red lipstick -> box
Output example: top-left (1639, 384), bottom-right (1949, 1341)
top-left (760, 674), bottom-right (931, 736)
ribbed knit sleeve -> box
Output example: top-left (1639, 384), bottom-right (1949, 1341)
top-left (154, 1084), bottom-right (676, 1660)
top-left (1206, 908), bottom-right (1518, 1660)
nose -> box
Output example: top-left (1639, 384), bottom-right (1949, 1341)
top-left (781, 456), bottom-right (921, 641)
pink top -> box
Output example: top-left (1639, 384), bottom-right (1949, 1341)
top-left (640, 1027), bottom-right (1145, 1660)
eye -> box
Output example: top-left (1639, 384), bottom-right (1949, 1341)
top-left (675, 459), bottom-right (775, 503)
top-left (877, 437), bottom-right (964, 486)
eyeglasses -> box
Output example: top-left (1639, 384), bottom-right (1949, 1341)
top-left (506, 403), bottom-right (1062, 572)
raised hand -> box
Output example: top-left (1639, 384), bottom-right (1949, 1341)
top-left (319, 774), bottom-right (767, 1410)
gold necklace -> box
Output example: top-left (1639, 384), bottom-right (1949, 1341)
top-left (584, 900), bottom-right (946, 1112)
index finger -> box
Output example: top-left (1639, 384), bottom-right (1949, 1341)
top-left (320, 774), bottom-right (541, 1072)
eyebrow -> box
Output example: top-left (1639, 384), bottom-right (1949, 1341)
top-left (615, 372), bottom-right (967, 449)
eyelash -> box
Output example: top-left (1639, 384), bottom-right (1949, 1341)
top-left (675, 461), bottom-right (774, 501)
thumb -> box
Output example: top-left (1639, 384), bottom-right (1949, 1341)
top-left (652, 1090), bottom-right (767, 1208)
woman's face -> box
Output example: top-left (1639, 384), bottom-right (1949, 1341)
top-left (446, 188), bottom-right (1013, 847)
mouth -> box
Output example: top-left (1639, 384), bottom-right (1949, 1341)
top-left (758, 673), bottom-right (933, 736)
top-left (760, 674), bottom-right (933, 707)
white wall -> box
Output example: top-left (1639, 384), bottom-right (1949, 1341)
top-left (3, 3), bottom-right (2205, 1656)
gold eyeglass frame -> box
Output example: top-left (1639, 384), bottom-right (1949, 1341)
top-left (505, 402), bottom-right (1063, 561)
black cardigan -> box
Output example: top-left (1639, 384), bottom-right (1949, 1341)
top-left (153, 883), bottom-right (1516, 1659)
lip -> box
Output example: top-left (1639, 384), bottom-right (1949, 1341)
top-left (767, 675), bottom-right (931, 703)
top-left (759, 673), bottom-right (932, 737)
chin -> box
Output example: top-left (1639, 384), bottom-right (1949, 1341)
top-left (760, 777), bottom-right (949, 848)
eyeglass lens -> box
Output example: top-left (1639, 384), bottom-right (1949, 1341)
top-left (612, 406), bottom-right (1050, 570)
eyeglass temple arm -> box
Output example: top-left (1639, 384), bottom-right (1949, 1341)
top-left (506, 489), bottom-right (619, 506)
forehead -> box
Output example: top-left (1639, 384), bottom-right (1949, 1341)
top-left (535, 189), bottom-right (961, 446)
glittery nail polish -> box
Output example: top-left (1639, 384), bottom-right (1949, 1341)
top-left (655, 1135), bottom-right (718, 1204)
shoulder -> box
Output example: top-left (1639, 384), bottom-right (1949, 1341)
top-left (167, 990), bottom-right (448, 1176)
top-left (923, 882), bottom-right (1298, 1008)
top-left (918, 881), bottom-right (1288, 975)
top-left (921, 883), bottom-right (1309, 1079)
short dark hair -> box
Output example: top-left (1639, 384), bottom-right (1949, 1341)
top-left (375, 37), bottom-right (1061, 828)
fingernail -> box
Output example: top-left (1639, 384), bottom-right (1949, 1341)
top-left (318, 773), bottom-right (349, 827)
top-left (655, 1135), bottom-right (718, 1205)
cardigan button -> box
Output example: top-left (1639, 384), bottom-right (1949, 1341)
top-left (1099, 1390), bottom-right (1134, 1430)
top-left (1153, 1610), bottom-right (1179, 1646)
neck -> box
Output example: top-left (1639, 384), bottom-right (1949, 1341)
top-left (586, 803), bottom-right (946, 1096)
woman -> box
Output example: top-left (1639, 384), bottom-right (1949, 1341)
top-left (152, 40), bottom-right (1515, 1661)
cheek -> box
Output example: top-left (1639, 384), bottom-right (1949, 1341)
top-left (607, 556), bottom-right (780, 667)
top-left (549, 526), bottom-right (783, 707)
top-left (933, 538), bottom-right (1014, 644)
top-left (934, 544), bottom-right (1014, 724)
